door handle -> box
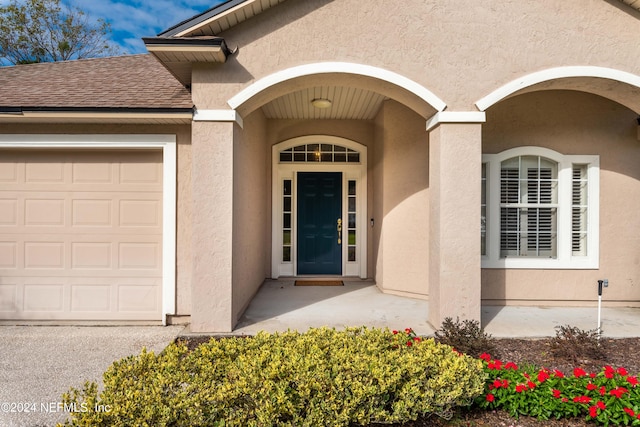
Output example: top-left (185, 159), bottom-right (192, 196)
top-left (337, 218), bottom-right (342, 244)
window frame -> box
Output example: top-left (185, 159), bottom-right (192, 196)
top-left (482, 146), bottom-right (599, 269)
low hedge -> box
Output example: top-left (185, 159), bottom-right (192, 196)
top-left (59, 327), bottom-right (485, 427)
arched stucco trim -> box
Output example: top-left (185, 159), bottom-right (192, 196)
top-left (476, 66), bottom-right (640, 111)
top-left (228, 62), bottom-right (447, 113)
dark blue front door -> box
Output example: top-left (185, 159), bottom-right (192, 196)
top-left (297, 172), bottom-right (342, 275)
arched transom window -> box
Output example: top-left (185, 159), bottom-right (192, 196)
top-left (279, 143), bottom-right (360, 163)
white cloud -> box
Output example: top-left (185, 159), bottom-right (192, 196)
top-left (65, 0), bottom-right (222, 54)
top-left (0, 0), bottom-right (223, 55)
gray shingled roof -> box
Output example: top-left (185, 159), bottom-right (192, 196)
top-left (0, 54), bottom-right (193, 110)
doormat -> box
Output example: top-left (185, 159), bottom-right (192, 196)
top-left (294, 280), bottom-right (344, 286)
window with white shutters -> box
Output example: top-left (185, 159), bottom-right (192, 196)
top-left (482, 147), bottom-right (599, 269)
top-left (500, 156), bottom-right (558, 258)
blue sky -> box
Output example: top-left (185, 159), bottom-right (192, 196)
top-left (0, 0), bottom-right (226, 55)
top-left (70, 0), bottom-right (226, 54)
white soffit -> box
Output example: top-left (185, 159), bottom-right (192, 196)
top-left (619, 0), bottom-right (640, 12)
top-left (261, 86), bottom-right (387, 120)
top-left (176, 0), bottom-right (288, 37)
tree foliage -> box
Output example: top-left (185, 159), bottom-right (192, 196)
top-left (0, 0), bottom-right (119, 65)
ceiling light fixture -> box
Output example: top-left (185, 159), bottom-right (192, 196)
top-left (311, 98), bottom-right (332, 109)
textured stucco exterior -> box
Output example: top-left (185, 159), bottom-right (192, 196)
top-left (183, 0), bottom-right (640, 330)
top-left (482, 90), bottom-right (640, 306)
top-left (428, 123), bottom-right (483, 324)
top-left (3, 0), bottom-right (640, 330)
top-left (372, 101), bottom-right (430, 297)
top-left (195, 0), bottom-right (640, 113)
top-left (232, 110), bottom-right (270, 323)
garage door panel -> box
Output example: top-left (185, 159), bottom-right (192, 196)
top-left (1, 193), bottom-right (162, 232)
top-left (71, 242), bottom-right (112, 269)
top-left (72, 162), bottom-right (113, 184)
top-left (0, 198), bottom-right (18, 225)
top-left (1, 277), bottom-right (162, 320)
top-left (0, 241), bottom-right (17, 268)
top-left (24, 241), bottom-right (65, 269)
top-left (118, 281), bottom-right (160, 312)
top-left (23, 283), bottom-right (65, 312)
top-left (72, 199), bottom-right (113, 227)
top-left (25, 161), bottom-right (65, 183)
top-left (119, 199), bottom-right (161, 227)
top-left (119, 160), bottom-right (162, 185)
top-left (71, 284), bottom-right (111, 312)
top-left (0, 283), bottom-right (18, 312)
top-left (0, 149), bottom-right (162, 321)
top-left (119, 242), bottom-right (160, 270)
top-left (25, 198), bottom-right (66, 226)
top-left (0, 161), bottom-right (17, 181)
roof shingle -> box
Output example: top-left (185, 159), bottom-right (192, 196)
top-left (0, 54), bottom-right (193, 110)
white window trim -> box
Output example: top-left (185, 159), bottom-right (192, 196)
top-left (0, 134), bottom-right (177, 323)
top-left (482, 146), bottom-right (599, 269)
top-left (271, 136), bottom-right (368, 279)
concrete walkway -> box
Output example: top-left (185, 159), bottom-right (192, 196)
top-left (0, 325), bottom-right (184, 427)
top-left (219, 279), bottom-right (640, 338)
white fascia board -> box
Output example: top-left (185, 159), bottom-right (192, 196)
top-left (425, 111), bottom-right (486, 131)
top-left (193, 109), bottom-right (244, 128)
top-left (14, 111), bottom-right (192, 121)
top-left (0, 134), bottom-right (176, 147)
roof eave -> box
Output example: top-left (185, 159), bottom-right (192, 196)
top-left (143, 37), bottom-right (231, 86)
top-left (157, 0), bottom-right (288, 38)
top-left (0, 107), bottom-right (194, 124)
top-left (158, 0), bottom-right (247, 37)
top-left (618, 0), bottom-right (640, 13)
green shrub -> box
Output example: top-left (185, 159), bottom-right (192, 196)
top-left (434, 317), bottom-right (497, 358)
top-left (550, 324), bottom-right (607, 363)
top-left (59, 327), bottom-right (486, 427)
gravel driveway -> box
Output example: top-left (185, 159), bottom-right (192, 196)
top-left (0, 325), bottom-right (183, 427)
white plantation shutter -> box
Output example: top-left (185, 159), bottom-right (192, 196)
top-left (500, 156), bottom-right (557, 258)
top-left (482, 147), bottom-right (598, 269)
top-left (481, 163), bottom-right (487, 255)
top-left (500, 167), bottom-right (520, 255)
top-left (572, 165), bottom-right (588, 256)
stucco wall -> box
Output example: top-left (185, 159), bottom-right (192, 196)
top-left (193, 0), bottom-right (640, 113)
top-left (373, 100), bottom-right (430, 297)
top-left (187, 0), bottom-right (640, 316)
top-left (482, 90), bottom-right (640, 306)
top-left (232, 110), bottom-right (270, 323)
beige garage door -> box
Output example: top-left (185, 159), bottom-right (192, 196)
top-left (0, 149), bottom-right (163, 321)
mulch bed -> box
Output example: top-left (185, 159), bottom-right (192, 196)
top-left (177, 335), bottom-right (640, 427)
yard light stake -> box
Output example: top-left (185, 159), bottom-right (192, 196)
top-left (597, 280), bottom-right (603, 338)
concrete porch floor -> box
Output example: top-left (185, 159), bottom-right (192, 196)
top-left (218, 279), bottom-right (640, 338)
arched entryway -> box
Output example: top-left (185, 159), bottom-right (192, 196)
top-left (271, 136), bottom-right (368, 278)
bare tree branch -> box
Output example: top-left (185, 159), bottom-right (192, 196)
top-left (0, 0), bottom-right (120, 65)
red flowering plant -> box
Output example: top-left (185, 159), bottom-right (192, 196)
top-left (390, 327), bottom-right (422, 348)
top-left (477, 353), bottom-right (640, 425)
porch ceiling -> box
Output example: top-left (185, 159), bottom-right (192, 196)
top-left (619, 0), bottom-right (640, 12)
top-left (261, 86), bottom-right (388, 120)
